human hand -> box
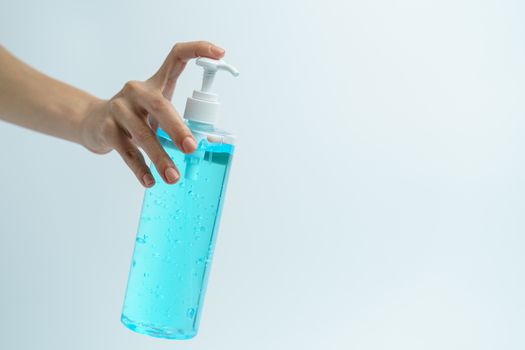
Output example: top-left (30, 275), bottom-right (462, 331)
top-left (80, 41), bottom-right (225, 187)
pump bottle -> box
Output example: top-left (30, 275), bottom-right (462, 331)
top-left (121, 58), bottom-right (239, 340)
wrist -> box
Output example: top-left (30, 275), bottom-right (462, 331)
top-left (79, 98), bottom-right (111, 154)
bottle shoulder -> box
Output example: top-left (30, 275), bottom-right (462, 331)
top-left (157, 124), bottom-right (235, 154)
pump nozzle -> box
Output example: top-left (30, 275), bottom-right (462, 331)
top-left (197, 58), bottom-right (239, 93)
top-left (183, 58), bottom-right (239, 125)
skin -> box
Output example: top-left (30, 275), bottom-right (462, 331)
top-left (0, 41), bottom-right (226, 187)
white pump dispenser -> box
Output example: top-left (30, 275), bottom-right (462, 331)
top-left (183, 58), bottom-right (239, 125)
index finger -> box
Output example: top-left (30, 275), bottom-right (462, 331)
top-left (151, 41), bottom-right (225, 86)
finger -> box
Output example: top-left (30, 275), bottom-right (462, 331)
top-left (110, 98), bottom-right (181, 184)
top-left (127, 86), bottom-right (197, 154)
top-left (114, 134), bottom-right (155, 188)
top-left (151, 41), bottom-right (226, 88)
top-left (126, 116), bottom-right (181, 184)
top-left (170, 40), bottom-right (225, 62)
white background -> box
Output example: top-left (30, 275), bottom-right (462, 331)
top-left (1, 0), bottom-right (525, 349)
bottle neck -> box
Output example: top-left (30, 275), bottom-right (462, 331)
top-left (187, 119), bottom-right (215, 132)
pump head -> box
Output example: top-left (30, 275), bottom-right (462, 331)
top-left (183, 58), bottom-right (239, 125)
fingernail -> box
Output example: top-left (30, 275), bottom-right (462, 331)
top-left (182, 136), bottom-right (197, 153)
top-left (165, 167), bottom-right (180, 184)
top-left (142, 173), bottom-right (155, 187)
top-left (211, 46), bottom-right (225, 56)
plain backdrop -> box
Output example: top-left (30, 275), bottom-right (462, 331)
top-left (1, 0), bottom-right (525, 349)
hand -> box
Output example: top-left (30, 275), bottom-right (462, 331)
top-left (80, 41), bottom-right (225, 187)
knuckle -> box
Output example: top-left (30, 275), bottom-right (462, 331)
top-left (100, 118), bottom-right (118, 138)
top-left (122, 153), bottom-right (147, 175)
top-left (121, 150), bottom-right (146, 175)
top-left (122, 148), bottom-right (137, 162)
top-left (172, 43), bottom-right (182, 53)
top-left (171, 43), bottom-right (186, 63)
top-left (134, 127), bottom-right (153, 144)
top-left (149, 96), bottom-right (168, 113)
top-left (108, 98), bottom-right (126, 115)
top-left (123, 149), bottom-right (145, 169)
top-left (122, 80), bottom-right (141, 94)
top-left (152, 152), bottom-right (172, 169)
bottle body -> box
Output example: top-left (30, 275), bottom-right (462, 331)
top-left (121, 123), bottom-right (234, 340)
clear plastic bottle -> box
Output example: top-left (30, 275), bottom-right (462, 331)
top-left (121, 58), bottom-right (239, 340)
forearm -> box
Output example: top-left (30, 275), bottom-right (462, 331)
top-left (0, 46), bottom-right (100, 144)
top-left (0, 41), bottom-right (225, 187)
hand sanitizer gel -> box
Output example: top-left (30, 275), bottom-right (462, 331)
top-left (121, 58), bottom-right (239, 340)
